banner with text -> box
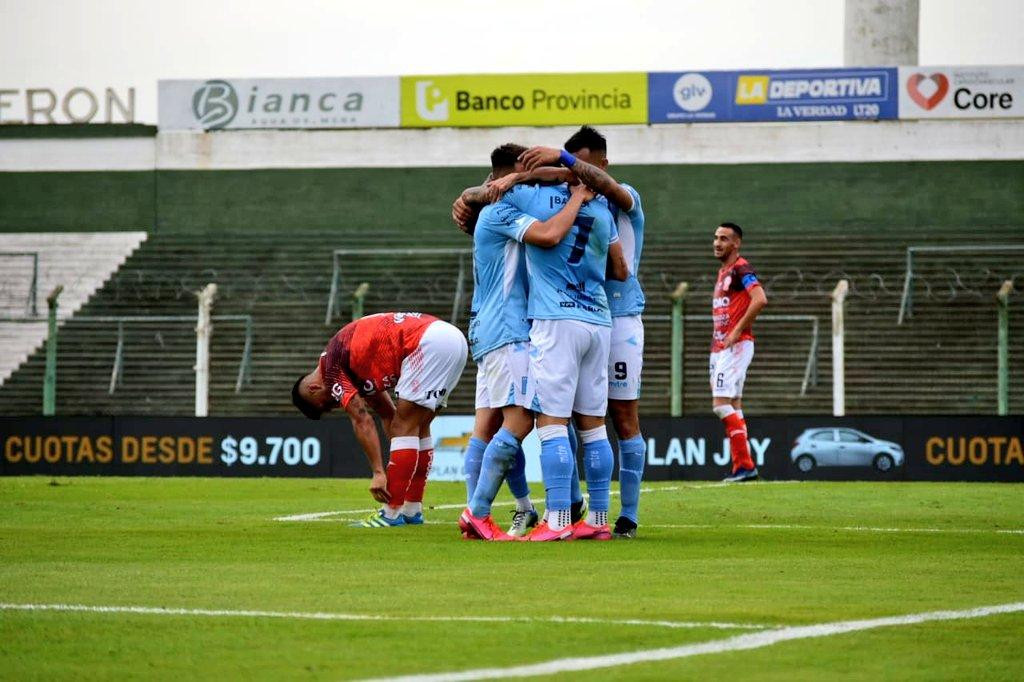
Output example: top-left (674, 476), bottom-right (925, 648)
top-left (898, 65), bottom-right (1024, 119)
top-left (400, 73), bottom-right (647, 128)
top-left (158, 78), bottom-right (400, 131)
top-left (649, 68), bottom-right (898, 123)
top-left (2, 416), bottom-right (1020, 482)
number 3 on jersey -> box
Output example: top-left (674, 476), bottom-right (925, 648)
top-left (567, 216), bottom-right (595, 266)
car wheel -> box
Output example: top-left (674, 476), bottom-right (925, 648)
top-left (796, 455), bottom-right (816, 473)
top-left (873, 454), bottom-right (895, 472)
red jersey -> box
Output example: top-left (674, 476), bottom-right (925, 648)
top-left (711, 256), bottom-right (761, 352)
top-left (319, 312), bottom-right (437, 408)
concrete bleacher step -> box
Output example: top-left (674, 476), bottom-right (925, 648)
top-left (0, 231), bottom-right (147, 386)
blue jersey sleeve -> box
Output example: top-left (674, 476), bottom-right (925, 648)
top-left (485, 200), bottom-right (537, 243)
top-left (621, 183), bottom-right (643, 220)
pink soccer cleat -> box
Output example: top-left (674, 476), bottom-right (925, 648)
top-left (460, 508), bottom-right (516, 541)
top-left (527, 521), bottom-right (574, 542)
top-left (570, 521), bottom-right (612, 541)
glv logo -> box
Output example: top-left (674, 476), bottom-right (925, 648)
top-left (672, 73), bottom-right (713, 112)
top-left (415, 80), bottom-right (449, 121)
top-left (192, 80), bottom-right (238, 130)
top-left (906, 73), bottom-right (949, 110)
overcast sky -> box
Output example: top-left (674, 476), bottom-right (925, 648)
top-left (2, 0), bottom-right (1022, 123)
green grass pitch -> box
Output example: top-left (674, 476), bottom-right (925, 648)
top-left (1, 477), bottom-right (1022, 680)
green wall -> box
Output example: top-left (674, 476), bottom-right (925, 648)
top-left (1, 161), bottom-right (1021, 234)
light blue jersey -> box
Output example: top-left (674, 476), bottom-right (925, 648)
top-left (467, 202), bottom-right (533, 361)
top-left (602, 183), bottom-right (646, 317)
top-left (500, 183), bottom-right (616, 327)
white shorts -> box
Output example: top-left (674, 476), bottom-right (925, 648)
top-left (473, 341), bottom-right (532, 410)
top-left (709, 340), bottom-right (754, 399)
top-left (396, 320), bottom-right (468, 411)
top-left (608, 315), bottom-right (644, 401)
top-left (529, 318), bottom-right (611, 418)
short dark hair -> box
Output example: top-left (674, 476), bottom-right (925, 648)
top-left (719, 222), bottom-right (743, 239)
top-left (292, 375), bottom-right (323, 420)
top-left (564, 125), bottom-right (607, 154)
top-left (491, 143), bottom-right (527, 172)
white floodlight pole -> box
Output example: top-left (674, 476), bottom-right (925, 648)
top-left (831, 280), bottom-right (849, 417)
top-left (195, 283), bottom-right (218, 417)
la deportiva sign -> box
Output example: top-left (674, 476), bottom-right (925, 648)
top-left (0, 87), bottom-right (135, 124)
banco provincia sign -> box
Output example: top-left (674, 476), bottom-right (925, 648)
top-left (158, 77), bottom-right (400, 131)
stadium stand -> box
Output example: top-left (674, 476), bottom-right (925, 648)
top-left (0, 160), bottom-right (1020, 416)
top-left (0, 232), bottom-right (147, 385)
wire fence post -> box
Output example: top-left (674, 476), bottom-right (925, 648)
top-left (832, 279), bottom-right (849, 417)
top-left (351, 282), bottom-right (369, 322)
top-left (195, 283), bottom-right (217, 417)
top-left (325, 252), bottom-right (340, 325)
top-left (670, 282), bottom-right (689, 417)
top-left (451, 252), bottom-right (466, 326)
top-left (997, 280), bottom-right (1013, 416)
top-left (42, 285), bottom-right (63, 416)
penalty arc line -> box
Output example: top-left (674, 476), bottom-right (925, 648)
top-left (360, 602), bottom-right (1024, 682)
top-left (0, 603), bottom-right (768, 632)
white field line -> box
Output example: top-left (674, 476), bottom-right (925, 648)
top-left (363, 602), bottom-right (1024, 682)
top-left (0, 603), bottom-right (767, 631)
top-left (645, 523), bottom-right (1024, 536)
top-left (273, 481), bottom-right (799, 522)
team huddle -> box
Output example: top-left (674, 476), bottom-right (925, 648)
top-left (292, 125), bottom-right (767, 540)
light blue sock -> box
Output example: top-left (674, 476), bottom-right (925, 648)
top-left (464, 437), bottom-right (486, 505)
top-left (505, 446), bottom-right (530, 500)
top-left (583, 437), bottom-right (614, 513)
top-left (469, 428), bottom-right (518, 518)
top-left (568, 426), bottom-right (584, 505)
top-left (540, 433), bottom-right (573, 513)
top-left (618, 434), bottom-right (646, 523)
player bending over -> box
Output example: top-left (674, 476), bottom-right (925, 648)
top-left (292, 312), bottom-right (468, 526)
top-left (710, 223), bottom-right (767, 482)
top-left (518, 125), bottom-right (648, 539)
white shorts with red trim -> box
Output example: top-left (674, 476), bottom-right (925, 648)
top-left (395, 320), bottom-right (468, 411)
top-left (709, 340), bottom-right (754, 399)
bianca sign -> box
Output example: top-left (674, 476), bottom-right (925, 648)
top-left (898, 65), bottom-right (1024, 119)
top-left (158, 77), bottom-right (399, 130)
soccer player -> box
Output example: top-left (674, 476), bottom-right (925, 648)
top-left (291, 312), bottom-right (468, 526)
top-left (457, 173), bottom-right (601, 541)
top-left (710, 222), bottom-right (767, 482)
top-left (457, 143), bottom-right (543, 539)
top-left (519, 126), bottom-right (648, 539)
top-left (492, 167), bottom-right (621, 541)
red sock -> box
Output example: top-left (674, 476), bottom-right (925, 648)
top-left (722, 413), bottom-right (755, 472)
top-left (404, 439), bottom-right (434, 504)
top-left (385, 437), bottom-right (420, 509)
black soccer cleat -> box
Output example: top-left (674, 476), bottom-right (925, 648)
top-left (570, 498), bottom-right (587, 525)
top-left (613, 516), bottom-right (638, 539)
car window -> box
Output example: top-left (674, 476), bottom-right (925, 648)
top-left (837, 430), bottom-right (864, 443)
top-left (811, 430), bottom-right (834, 442)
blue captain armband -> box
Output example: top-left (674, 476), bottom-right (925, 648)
top-left (559, 149), bottom-right (577, 168)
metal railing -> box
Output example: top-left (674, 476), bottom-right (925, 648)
top-left (0, 251), bottom-right (39, 317)
top-left (996, 280), bottom-right (1014, 416)
top-left (325, 248), bottom-right (472, 326)
top-left (69, 315), bottom-right (255, 395)
top-left (897, 244), bottom-right (1024, 325)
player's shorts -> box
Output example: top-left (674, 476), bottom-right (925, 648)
top-left (709, 340), bottom-right (754, 399)
top-left (608, 315), bottom-right (644, 401)
top-left (474, 341), bottom-right (531, 410)
top-left (529, 318), bottom-right (611, 418)
top-left (396, 320), bottom-right (468, 411)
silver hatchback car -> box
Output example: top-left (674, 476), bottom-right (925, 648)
top-left (790, 427), bottom-right (904, 473)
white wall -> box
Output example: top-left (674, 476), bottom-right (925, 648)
top-left (1, 119), bottom-right (1023, 173)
